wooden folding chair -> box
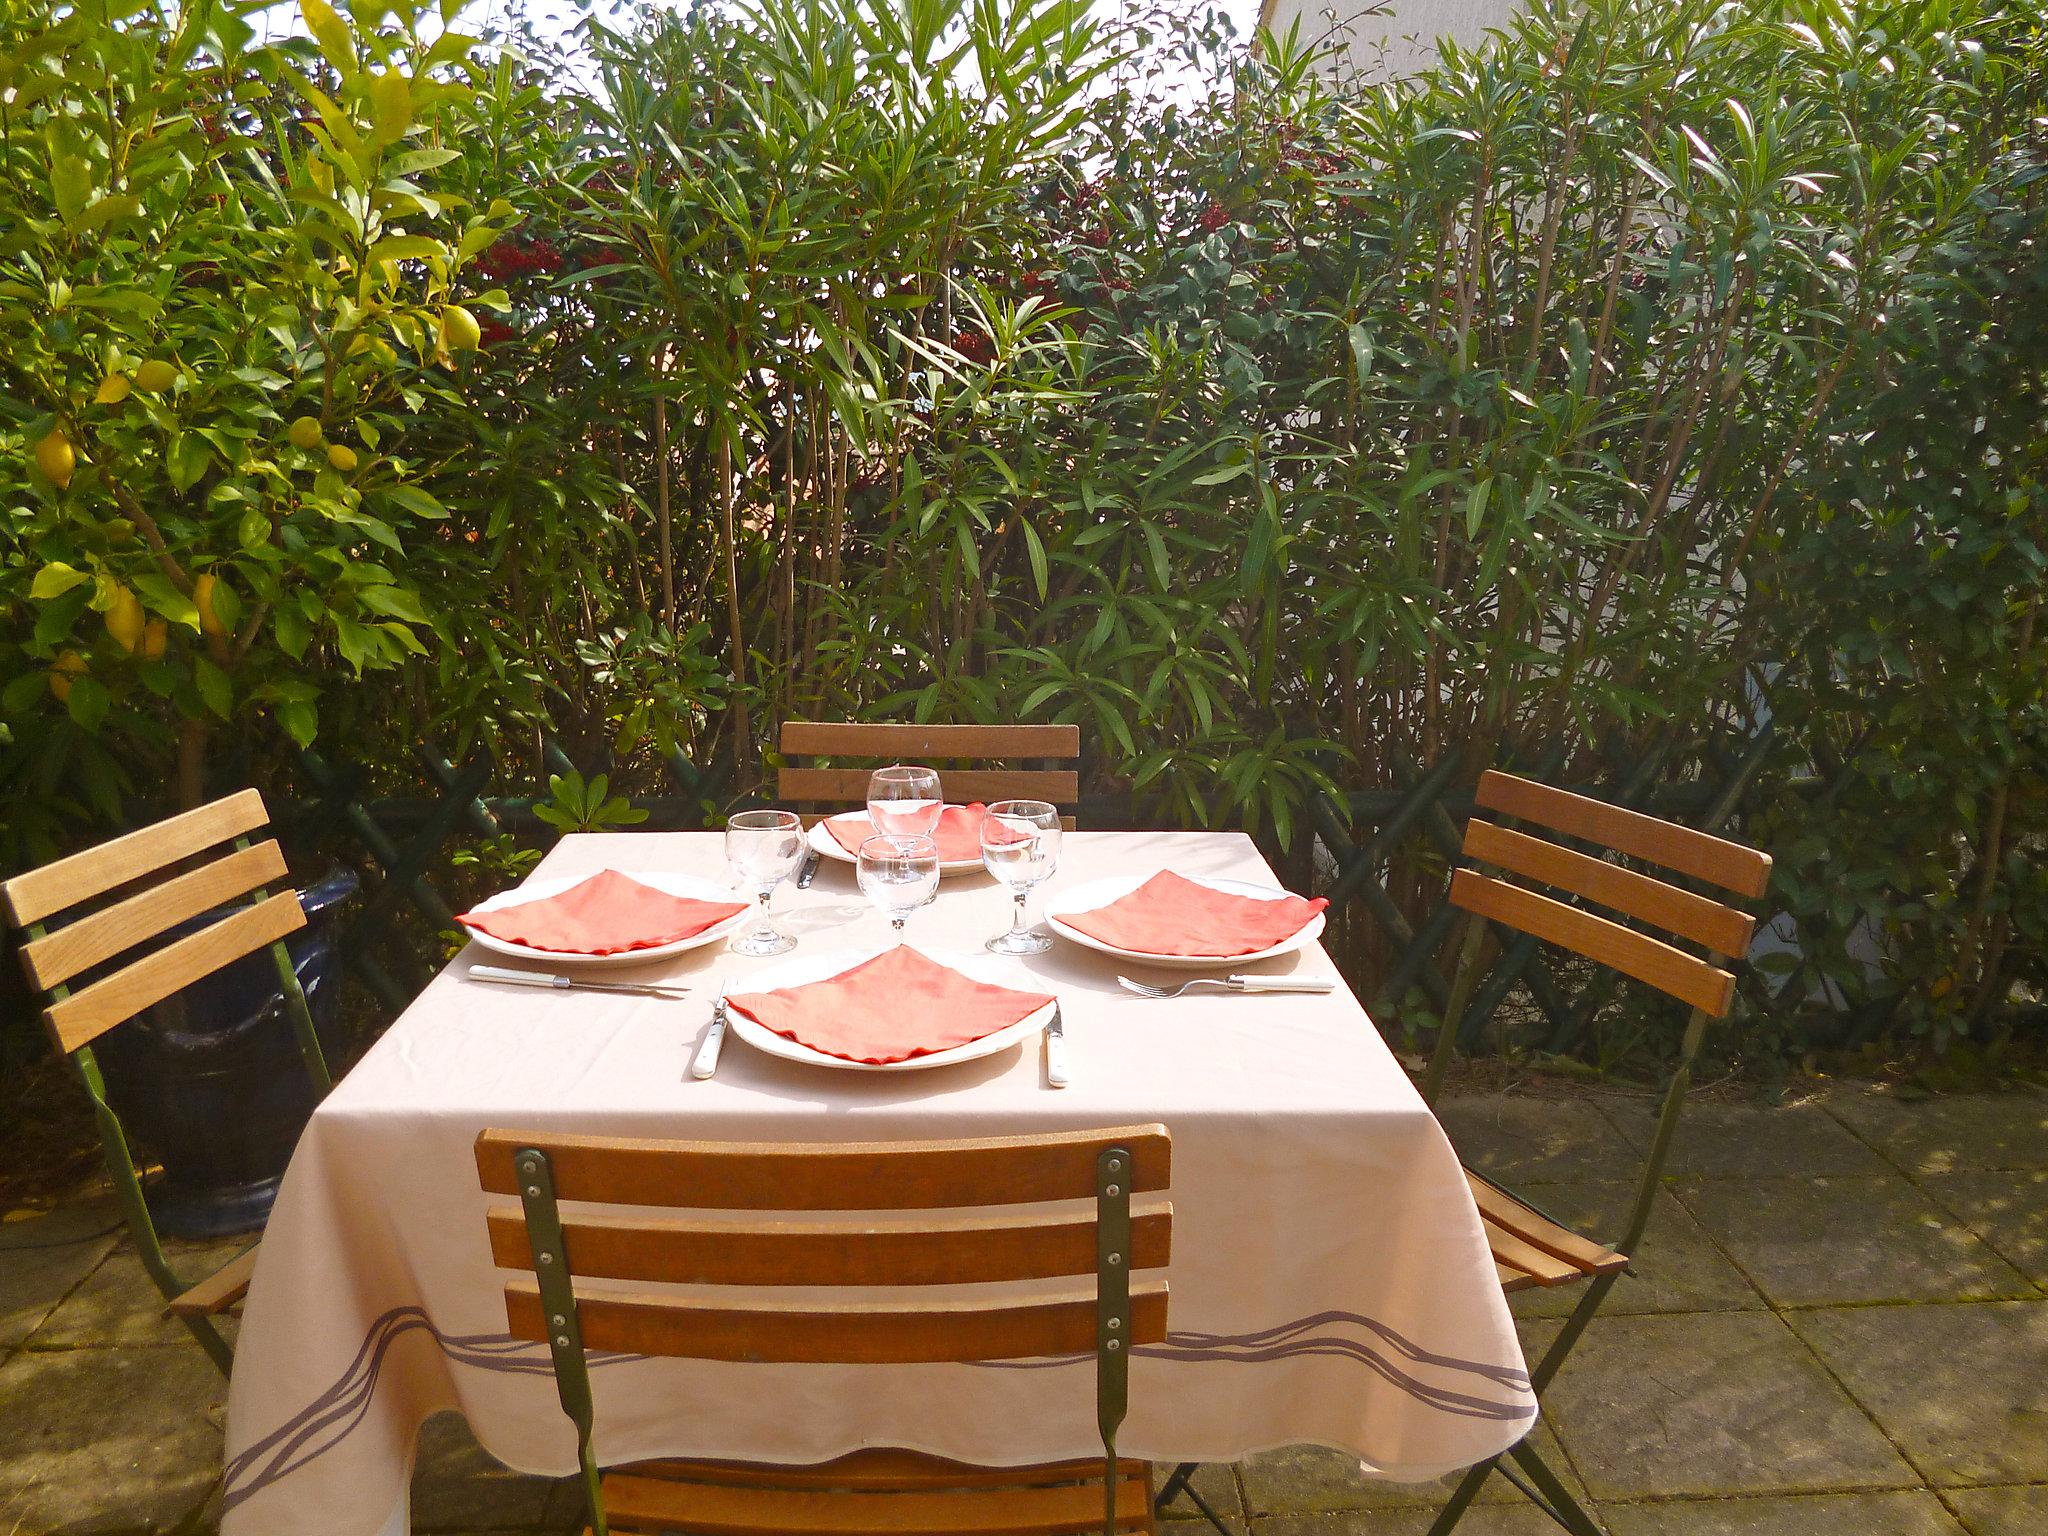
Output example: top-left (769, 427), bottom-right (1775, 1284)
top-left (1, 789), bottom-right (331, 1375)
top-left (1418, 770), bottom-right (1771, 1536)
top-left (777, 720), bottom-right (1081, 826)
top-left (476, 1124), bottom-right (1172, 1536)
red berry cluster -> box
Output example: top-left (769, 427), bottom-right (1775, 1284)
top-left (477, 316), bottom-right (518, 348)
top-left (954, 330), bottom-right (995, 365)
top-left (1019, 270), bottom-right (1059, 300)
top-left (1196, 202), bottom-right (1231, 233)
top-left (476, 237), bottom-right (564, 282)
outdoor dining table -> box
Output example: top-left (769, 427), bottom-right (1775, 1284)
top-left (219, 828), bottom-right (1535, 1536)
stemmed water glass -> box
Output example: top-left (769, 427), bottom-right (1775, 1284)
top-left (980, 799), bottom-right (1061, 954)
top-left (857, 834), bottom-right (941, 937)
top-left (725, 808), bottom-right (805, 956)
top-left (867, 764), bottom-right (944, 840)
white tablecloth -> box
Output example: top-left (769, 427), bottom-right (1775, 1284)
top-left (221, 830), bottom-right (1532, 1536)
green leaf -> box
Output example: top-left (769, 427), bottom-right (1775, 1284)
top-left (65, 676), bottom-right (110, 731)
top-left (278, 697), bottom-right (319, 747)
top-left (193, 657), bottom-right (233, 720)
top-left (357, 583), bottom-right (429, 623)
top-left (31, 563), bottom-right (90, 601)
top-left (1465, 477), bottom-right (1493, 539)
top-left (302, 0), bottom-right (356, 70)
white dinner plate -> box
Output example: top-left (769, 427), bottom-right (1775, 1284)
top-left (1042, 872), bottom-right (1327, 969)
top-left (460, 871), bottom-right (752, 969)
top-left (722, 947), bottom-right (1055, 1073)
top-left (807, 812), bottom-right (988, 876)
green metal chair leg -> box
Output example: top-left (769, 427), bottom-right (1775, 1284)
top-left (1507, 1439), bottom-right (1603, 1536)
top-left (1426, 1454), bottom-right (1497, 1536)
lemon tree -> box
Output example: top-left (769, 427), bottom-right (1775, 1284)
top-left (1, 0), bottom-right (519, 840)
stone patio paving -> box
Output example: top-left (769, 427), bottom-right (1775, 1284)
top-left (2, 1085), bottom-right (2042, 1535)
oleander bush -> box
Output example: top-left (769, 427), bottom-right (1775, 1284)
top-left (3, 0), bottom-right (2045, 1060)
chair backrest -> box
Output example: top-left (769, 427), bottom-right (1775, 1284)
top-left (776, 721), bottom-right (1080, 816)
top-left (1450, 769), bottom-right (1772, 1019)
top-left (476, 1124), bottom-right (1171, 1362)
top-left (477, 1125), bottom-right (1170, 1536)
top-left (2, 788), bottom-right (309, 1056)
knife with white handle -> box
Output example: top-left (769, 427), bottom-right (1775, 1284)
top-left (1043, 1005), bottom-right (1069, 1089)
top-left (690, 994), bottom-right (728, 1080)
top-left (471, 965), bottom-right (690, 999)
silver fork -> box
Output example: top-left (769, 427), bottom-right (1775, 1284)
top-left (1117, 974), bottom-right (1337, 999)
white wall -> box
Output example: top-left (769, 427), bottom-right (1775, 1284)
top-left (1260, 0), bottom-right (1522, 79)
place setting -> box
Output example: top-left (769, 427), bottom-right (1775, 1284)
top-left (447, 761), bottom-right (1333, 1082)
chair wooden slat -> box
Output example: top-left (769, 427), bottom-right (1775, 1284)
top-left (476, 1126), bottom-right (1170, 1210)
top-left (41, 891), bottom-right (306, 1053)
top-left (166, 1243), bottom-right (260, 1318)
top-left (1468, 1174), bottom-right (1629, 1282)
top-left (1450, 870), bottom-right (1735, 1016)
top-left (629, 1451), bottom-right (1141, 1493)
top-left (1478, 1217), bottom-right (1581, 1287)
top-left (20, 841), bottom-right (289, 991)
top-left (1461, 820), bottom-right (1753, 958)
top-left (504, 1275), bottom-right (1170, 1363)
top-left (777, 767), bottom-right (1079, 807)
top-left (1, 788), bottom-right (270, 926)
top-left (1474, 771), bottom-right (1772, 899)
top-left (779, 722), bottom-right (1080, 760)
top-left (602, 1459), bottom-right (1152, 1534)
top-left (485, 1203), bottom-right (1173, 1287)
top-left (1495, 1262), bottom-right (1534, 1293)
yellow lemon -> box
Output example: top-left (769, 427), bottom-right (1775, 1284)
top-left (194, 573), bottom-right (228, 637)
top-left (34, 430), bottom-right (76, 488)
top-left (326, 443), bottom-right (359, 472)
top-left (95, 373), bottom-right (133, 405)
top-left (134, 360), bottom-right (179, 392)
top-left (105, 587), bottom-right (146, 653)
top-left (438, 304), bottom-right (482, 354)
top-left (49, 651), bottom-right (86, 702)
top-left (140, 619), bottom-right (169, 660)
top-left (286, 416), bottom-right (325, 450)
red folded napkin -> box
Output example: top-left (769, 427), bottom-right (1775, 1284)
top-left (456, 869), bottom-right (747, 955)
top-left (1061, 870), bottom-right (1329, 957)
top-left (824, 803), bottom-right (993, 862)
top-left (725, 946), bottom-right (1055, 1064)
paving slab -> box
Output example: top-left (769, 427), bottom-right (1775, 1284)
top-left (1249, 1504), bottom-right (1568, 1534)
top-left (1919, 1171), bottom-right (2048, 1289)
top-left (1789, 1301), bottom-right (2048, 1487)
top-left (0, 1200), bottom-right (123, 1351)
top-left (1155, 1461), bottom-right (1246, 1529)
top-left (1503, 1182), bottom-right (1763, 1319)
top-left (1599, 1100), bottom-right (1896, 1181)
top-left (1824, 1092), bottom-right (2048, 1175)
top-left (1677, 1176), bottom-right (2030, 1308)
top-left (1944, 1484), bottom-right (2048, 1536)
top-left (27, 1235), bottom-right (252, 1350)
top-left (0, 1343), bottom-right (225, 1534)
top-left (1599, 1489), bottom-right (1966, 1534)
top-left (1239, 1422), bottom-right (1582, 1515)
top-left (409, 1411), bottom-right (569, 1531)
top-left (1537, 1311), bottom-right (1915, 1500)
top-left (1436, 1094), bottom-right (1642, 1185)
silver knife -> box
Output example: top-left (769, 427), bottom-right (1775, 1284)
top-left (471, 965), bottom-right (690, 999)
top-left (1044, 1004), bottom-right (1069, 1089)
top-left (795, 849), bottom-right (822, 889)
top-left (690, 993), bottom-right (728, 1080)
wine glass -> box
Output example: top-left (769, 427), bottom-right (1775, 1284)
top-left (980, 799), bottom-right (1061, 954)
top-left (867, 765), bottom-right (943, 840)
top-left (725, 808), bottom-right (805, 955)
top-left (857, 834), bottom-right (941, 937)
